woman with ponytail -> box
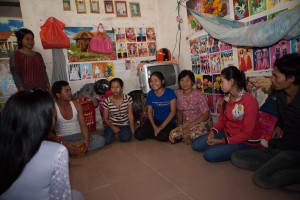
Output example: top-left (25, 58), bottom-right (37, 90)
top-left (192, 66), bottom-right (262, 162)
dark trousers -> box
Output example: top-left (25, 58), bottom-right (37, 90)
top-left (231, 148), bottom-right (300, 188)
top-left (134, 120), bottom-right (176, 142)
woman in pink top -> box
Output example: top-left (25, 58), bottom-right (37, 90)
top-left (169, 70), bottom-right (212, 144)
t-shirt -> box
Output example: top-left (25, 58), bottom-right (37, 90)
top-left (146, 88), bottom-right (176, 123)
top-left (103, 94), bottom-right (133, 126)
top-left (176, 89), bottom-right (209, 122)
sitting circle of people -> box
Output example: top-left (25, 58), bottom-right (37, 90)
top-left (1, 53), bottom-right (300, 199)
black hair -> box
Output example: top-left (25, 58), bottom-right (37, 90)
top-left (149, 71), bottom-right (166, 88)
top-left (52, 80), bottom-right (69, 99)
top-left (109, 78), bottom-right (124, 89)
top-left (178, 70), bottom-right (195, 86)
top-left (221, 66), bottom-right (247, 91)
top-left (274, 53), bottom-right (300, 85)
top-left (14, 28), bottom-right (34, 49)
top-left (0, 90), bottom-right (54, 194)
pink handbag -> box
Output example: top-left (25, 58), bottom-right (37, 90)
top-left (89, 23), bottom-right (114, 54)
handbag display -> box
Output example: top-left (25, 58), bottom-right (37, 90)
top-left (89, 23), bottom-right (114, 54)
top-left (40, 17), bottom-right (70, 49)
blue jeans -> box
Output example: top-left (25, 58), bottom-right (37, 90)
top-left (63, 133), bottom-right (105, 151)
top-left (104, 125), bottom-right (132, 145)
top-left (192, 130), bottom-right (256, 162)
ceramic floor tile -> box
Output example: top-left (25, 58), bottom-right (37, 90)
top-left (157, 156), bottom-right (221, 191)
top-left (164, 192), bottom-right (193, 200)
top-left (70, 166), bottom-right (108, 193)
top-left (111, 170), bottom-right (180, 200)
top-left (83, 186), bottom-right (118, 200)
top-left (99, 155), bottom-right (152, 184)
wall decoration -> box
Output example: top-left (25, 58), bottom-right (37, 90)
top-left (115, 1), bottom-right (128, 17)
top-left (190, 38), bottom-right (199, 56)
top-left (80, 63), bottom-right (93, 79)
top-left (233, 0), bottom-right (249, 20)
top-left (148, 42), bottom-right (156, 56)
top-left (249, 0), bottom-right (266, 16)
top-left (125, 27), bottom-right (136, 42)
top-left (191, 56), bottom-right (200, 75)
top-left (146, 27), bottom-right (156, 42)
top-left (104, 0), bottom-right (114, 13)
top-left (186, 0), bottom-right (203, 36)
top-left (212, 74), bottom-right (223, 94)
top-left (129, 2), bottom-right (141, 17)
top-left (220, 50), bottom-right (234, 69)
top-left (237, 47), bottom-right (253, 72)
top-left (253, 48), bottom-right (270, 71)
top-left (65, 26), bottom-right (116, 62)
top-left (203, 75), bottom-right (213, 94)
top-left (269, 40), bottom-right (290, 69)
top-left (199, 35), bottom-right (208, 54)
top-left (90, 0), bottom-right (100, 13)
top-left (127, 43), bottom-right (138, 58)
top-left (137, 43), bottom-right (148, 57)
top-left (0, 59), bottom-right (18, 98)
top-left (63, 0), bottom-right (71, 11)
top-left (76, 0), bottom-right (87, 13)
top-left (200, 55), bottom-right (210, 74)
top-left (69, 63), bottom-right (81, 80)
top-left (117, 43), bottom-right (128, 59)
top-left (136, 27), bottom-right (146, 42)
top-left (209, 53), bottom-right (222, 74)
top-left (115, 27), bottom-right (126, 42)
top-left (0, 18), bottom-right (23, 58)
top-left (290, 38), bottom-right (300, 53)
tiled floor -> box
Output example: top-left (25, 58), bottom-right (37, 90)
top-left (69, 137), bottom-right (300, 200)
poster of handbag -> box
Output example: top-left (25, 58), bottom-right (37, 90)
top-left (65, 26), bottom-right (116, 62)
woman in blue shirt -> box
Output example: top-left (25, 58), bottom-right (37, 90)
top-left (134, 71), bottom-right (177, 141)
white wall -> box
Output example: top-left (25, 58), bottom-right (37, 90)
top-left (19, 0), bottom-right (172, 94)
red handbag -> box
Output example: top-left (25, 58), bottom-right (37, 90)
top-left (40, 17), bottom-right (70, 49)
top-left (89, 23), bottom-right (114, 54)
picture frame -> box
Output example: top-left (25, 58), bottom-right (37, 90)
top-left (90, 0), bottom-right (100, 13)
top-left (115, 1), bottom-right (128, 17)
top-left (104, 0), bottom-right (114, 13)
top-left (63, 0), bottom-right (71, 11)
top-left (75, 0), bottom-right (86, 13)
top-left (129, 2), bottom-right (141, 17)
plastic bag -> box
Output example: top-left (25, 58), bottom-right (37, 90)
top-left (40, 17), bottom-right (70, 49)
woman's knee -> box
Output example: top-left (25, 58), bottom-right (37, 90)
top-left (119, 130), bottom-right (132, 142)
top-left (192, 135), bottom-right (208, 152)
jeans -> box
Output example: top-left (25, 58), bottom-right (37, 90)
top-left (63, 133), bottom-right (105, 151)
top-left (231, 149), bottom-right (300, 188)
top-left (192, 130), bottom-right (255, 162)
top-left (104, 125), bottom-right (132, 145)
top-left (134, 120), bottom-right (176, 142)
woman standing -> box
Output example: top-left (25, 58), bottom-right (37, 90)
top-left (103, 78), bottom-right (135, 145)
top-left (134, 71), bottom-right (177, 141)
top-left (192, 66), bottom-right (262, 162)
top-left (10, 28), bottom-right (50, 91)
top-left (169, 70), bottom-right (212, 144)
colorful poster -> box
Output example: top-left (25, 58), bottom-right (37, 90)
top-left (249, 0), bottom-right (267, 16)
top-left (68, 63), bottom-right (81, 81)
top-left (65, 27), bottom-right (116, 62)
top-left (115, 27), bottom-right (126, 42)
top-left (117, 43), bottom-right (128, 59)
top-left (92, 62), bottom-right (111, 78)
top-left (253, 48), bottom-right (270, 71)
top-left (220, 41), bottom-right (232, 52)
top-left (148, 42), bottom-right (157, 56)
top-left (0, 19), bottom-right (23, 58)
top-left (200, 55), bottom-right (210, 74)
top-left (290, 38), bottom-right (300, 53)
top-left (0, 58), bottom-right (18, 98)
top-left (237, 47), bottom-right (253, 72)
top-left (138, 43), bottom-right (149, 57)
top-left (127, 43), bottom-right (138, 58)
top-left (192, 55), bottom-right (200, 75)
top-left (269, 40), bottom-right (290, 69)
top-left (212, 74), bottom-right (223, 94)
top-left (214, 94), bottom-right (224, 114)
top-left (267, 8), bottom-right (288, 20)
top-left (190, 37), bottom-right (200, 56)
top-left (80, 63), bottom-right (93, 79)
top-left (136, 27), bottom-right (146, 42)
top-left (125, 27), bottom-right (136, 42)
top-left (203, 75), bottom-right (213, 94)
top-left (146, 27), bottom-right (156, 42)
top-left (194, 74), bottom-right (203, 91)
top-left (199, 34), bottom-right (208, 54)
top-left (208, 35), bottom-right (220, 53)
top-left (249, 16), bottom-right (267, 24)
top-left (186, 0), bottom-right (204, 36)
top-left (220, 50), bottom-right (234, 69)
top-left (209, 52), bottom-right (222, 74)
top-left (233, 0), bottom-right (249, 20)
top-left (205, 94), bottom-right (214, 113)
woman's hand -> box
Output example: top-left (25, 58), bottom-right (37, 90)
top-left (207, 138), bottom-right (223, 146)
top-left (272, 127), bottom-right (282, 138)
top-left (207, 130), bottom-right (215, 144)
top-left (112, 126), bottom-right (120, 134)
top-left (154, 125), bottom-right (163, 136)
top-left (63, 142), bottom-right (79, 155)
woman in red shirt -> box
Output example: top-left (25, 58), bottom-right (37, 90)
top-left (10, 28), bottom-right (50, 91)
top-left (192, 66), bottom-right (262, 162)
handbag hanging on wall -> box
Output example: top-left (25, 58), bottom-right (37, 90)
top-left (89, 23), bottom-right (114, 54)
top-left (40, 17), bottom-right (70, 49)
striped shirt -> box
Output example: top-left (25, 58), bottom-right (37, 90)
top-left (104, 94), bottom-right (133, 126)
